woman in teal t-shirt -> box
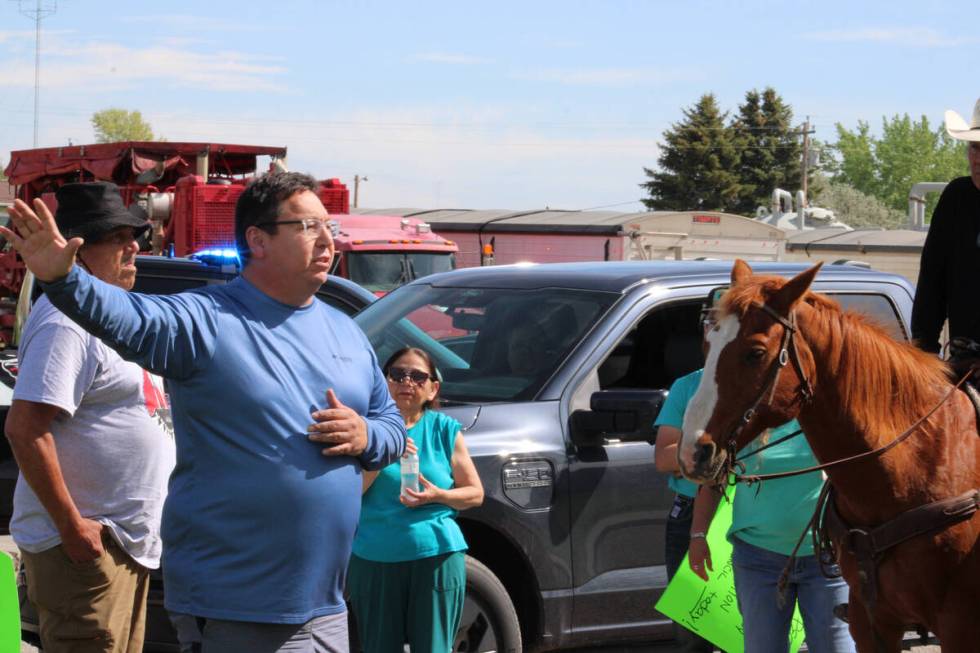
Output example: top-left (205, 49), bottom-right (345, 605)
top-left (687, 425), bottom-right (855, 653)
top-left (349, 347), bottom-right (484, 653)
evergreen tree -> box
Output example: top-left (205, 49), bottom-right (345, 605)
top-left (730, 88), bottom-right (801, 214)
top-left (641, 94), bottom-right (742, 211)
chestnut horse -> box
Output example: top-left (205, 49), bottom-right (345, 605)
top-left (678, 259), bottom-right (980, 652)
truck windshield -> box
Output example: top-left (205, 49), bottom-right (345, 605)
top-left (355, 284), bottom-right (618, 402)
top-left (347, 252), bottom-right (456, 293)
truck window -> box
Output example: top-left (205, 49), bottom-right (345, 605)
top-left (355, 285), bottom-right (617, 402)
top-left (827, 293), bottom-right (907, 341)
top-left (347, 252), bottom-right (455, 293)
top-left (597, 301), bottom-right (705, 391)
top-left (591, 293), bottom-right (907, 397)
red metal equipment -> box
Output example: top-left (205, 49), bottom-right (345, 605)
top-left (0, 141), bottom-right (458, 344)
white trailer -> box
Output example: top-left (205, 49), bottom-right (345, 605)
top-left (353, 208), bottom-right (786, 268)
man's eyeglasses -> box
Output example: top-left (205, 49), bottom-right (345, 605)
top-left (386, 367), bottom-right (434, 386)
top-left (255, 218), bottom-right (335, 239)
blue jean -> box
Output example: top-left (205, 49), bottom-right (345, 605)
top-left (732, 537), bottom-right (855, 653)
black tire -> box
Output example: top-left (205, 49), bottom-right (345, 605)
top-left (455, 555), bottom-right (522, 653)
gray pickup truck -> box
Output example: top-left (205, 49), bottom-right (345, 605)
top-left (355, 259), bottom-right (914, 652)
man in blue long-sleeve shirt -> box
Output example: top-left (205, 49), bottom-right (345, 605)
top-left (4, 172), bottom-right (407, 653)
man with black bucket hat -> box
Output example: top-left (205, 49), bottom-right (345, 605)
top-left (3, 172), bottom-right (406, 653)
top-left (5, 181), bottom-right (176, 653)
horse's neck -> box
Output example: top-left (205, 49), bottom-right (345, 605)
top-left (795, 315), bottom-right (953, 525)
top-left (796, 403), bottom-right (918, 525)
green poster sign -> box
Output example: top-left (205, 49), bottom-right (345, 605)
top-left (654, 489), bottom-right (806, 653)
top-left (0, 552), bottom-right (19, 652)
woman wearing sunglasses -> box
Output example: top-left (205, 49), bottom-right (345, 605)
top-left (348, 346), bottom-right (484, 652)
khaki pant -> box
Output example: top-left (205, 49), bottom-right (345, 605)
top-left (22, 532), bottom-right (150, 653)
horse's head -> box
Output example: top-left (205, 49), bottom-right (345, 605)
top-left (678, 259), bottom-right (822, 484)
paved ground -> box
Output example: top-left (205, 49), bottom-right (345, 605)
top-left (4, 535), bottom-right (942, 653)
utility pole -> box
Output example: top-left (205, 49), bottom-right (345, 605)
top-left (16, 0), bottom-right (58, 147)
top-left (353, 174), bottom-right (368, 208)
top-left (800, 116), bottom-right (815, 201)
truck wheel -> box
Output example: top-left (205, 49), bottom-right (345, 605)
top-left (454, 555), bottom-right (522, 653)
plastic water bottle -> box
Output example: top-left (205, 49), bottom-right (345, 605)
top-left (400, 450), bottom-right (420, 497)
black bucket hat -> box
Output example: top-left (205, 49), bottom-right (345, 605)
top-left (54, 182), bottom-right (151, 241)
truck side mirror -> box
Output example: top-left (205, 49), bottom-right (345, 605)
top-left (569, 389), bottom-right (668, 447)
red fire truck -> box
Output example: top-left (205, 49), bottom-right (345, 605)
top-left (1, 142), bottom-right (458, 338)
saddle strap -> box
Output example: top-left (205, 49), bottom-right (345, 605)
top-left (822, 488), bottom-right (980, 612)
top-left (861, 489), bottom-right (980, 555)
top-left (826, 489), bottom-right (980, 561)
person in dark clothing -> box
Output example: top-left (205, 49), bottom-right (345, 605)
top-left (911, 98), bottom-right (980, 360)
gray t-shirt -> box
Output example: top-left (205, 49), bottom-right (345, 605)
top-left (10, 296), bottom-right (176, 568)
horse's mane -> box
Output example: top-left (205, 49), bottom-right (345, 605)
top-left (723, 276), bottom-right (950, 436)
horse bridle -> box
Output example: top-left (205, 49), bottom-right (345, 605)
top-left (719, 300), bottom-right (813, 485)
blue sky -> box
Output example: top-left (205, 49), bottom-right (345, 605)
top-left (1, 0), bottom-right (976, 211)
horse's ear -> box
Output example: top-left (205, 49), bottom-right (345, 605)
top-left (731, 259), bottom-right (753, 285)
top-left (770, 262), bottom-right (823, 316)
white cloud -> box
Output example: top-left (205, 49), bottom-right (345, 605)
top-left (0, 28), bottom-right (73, 45)
top-left (0, 30), bottom-right (37, 44)
top-left (413, 52), bottom-right (492, 65)
top-left (512, 67), bottom-right (693, 87)
top-left (1, 40), bottom-right (287, 92)
top-left (804, 27), bottom-right (975, 47)
top-left (4, 104), bottom-right (658, 210)
top-left (138, 107), bottom-right (658, 210)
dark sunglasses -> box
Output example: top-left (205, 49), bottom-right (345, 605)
top-left (386, 367), bottom-right (434, 385)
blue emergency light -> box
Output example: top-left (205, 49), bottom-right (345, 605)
top-left (191, 248), bottom-right (240, 260)
top-left (189, 248), bottom-right (242, 271)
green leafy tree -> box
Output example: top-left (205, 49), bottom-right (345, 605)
top-left (829, 114), bottom-right (967, 219)
top-left (816, 181), bottom-right (906, 229)
top-left (91, 108), bottom-right (157, 143)
top-left (730, 88), bottom-right (802, 214)
top-left (641, 94), bottom-right (743, 211)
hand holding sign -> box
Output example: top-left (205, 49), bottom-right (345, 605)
top-left (654, 487), bottom-right (806, 653)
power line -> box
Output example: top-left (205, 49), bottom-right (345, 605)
top-left (14, 0), bottom-right (58, 147)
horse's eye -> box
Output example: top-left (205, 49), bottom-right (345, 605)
top-left (744, 348), bottom-right (767, 364)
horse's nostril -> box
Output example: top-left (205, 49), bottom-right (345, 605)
top-left (694, 441), bottom-right (716, 467)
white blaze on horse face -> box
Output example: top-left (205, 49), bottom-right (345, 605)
top-left (679, 313), bottom-right (741, 476)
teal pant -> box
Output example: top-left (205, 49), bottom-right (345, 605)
top-left (348, 551), bottom-right (466, 653)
